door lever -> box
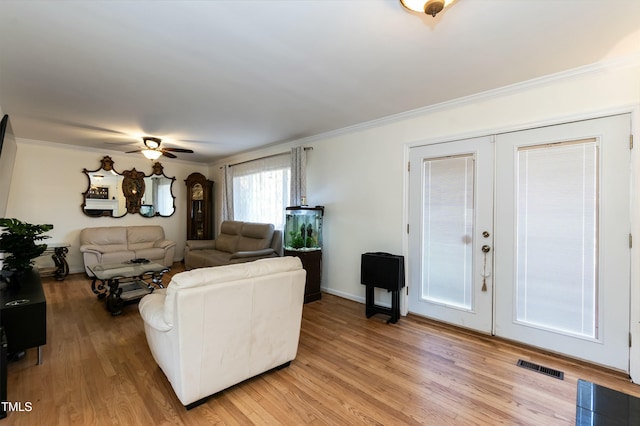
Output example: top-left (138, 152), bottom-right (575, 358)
top-left (481, 245), bottom-right (491, 292)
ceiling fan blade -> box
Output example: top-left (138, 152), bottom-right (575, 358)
top-left (161, 151), bottom-right (177, 159)
top-left (125, 149), bottom-right (143, 153)
top-left (105, 140), bottom-right (138, 146)
top-left (162, 148), bottom-right (194, 153)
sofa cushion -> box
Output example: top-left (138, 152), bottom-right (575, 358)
top-left (128, 226), bottom-right (166, 251)
top-left (80, 226), bottom-right (128, 247)
top-left (186, 249), bottom-right (233, 269)
top-left (101, 251), bottom-right (136, 265)
top-left (163, 256), bottom-right (302, 326)
top-left (237, 223), bottom-right (274, 251)
top-left (134, 247), bottom-right (168, 261)
top-left (215, 221), bottom-right (243, 253)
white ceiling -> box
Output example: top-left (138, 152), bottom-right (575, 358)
top-left (1, 0), bottom-right (639, 163)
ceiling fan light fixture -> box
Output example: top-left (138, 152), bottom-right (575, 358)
top-left (143, 136), bottom-right (161, 149)
top-left (142, 149), bottom-right (162, 160)
top-left (400, 0), bottom-right (455, 17)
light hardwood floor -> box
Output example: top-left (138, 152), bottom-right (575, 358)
top-left (6, 263), bottom-right (640, 425)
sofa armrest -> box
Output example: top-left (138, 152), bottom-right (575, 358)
top-left (80, 244), bottom-right (105, 254)
top-left (139, 291), bottom-right (172, 332)
top-left (185, 240), bottom-right (216, 250)
top-left (154, 239), bottom-right (177, 249)
top-left (229, 248), bottom-right (275, 260)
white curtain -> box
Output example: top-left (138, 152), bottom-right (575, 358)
top-left (230, 154), bottom-right (290, 230)
top-left (290, 147), bottom-right (307, 206)
top-left (221, 164), bottom-right (233, 221)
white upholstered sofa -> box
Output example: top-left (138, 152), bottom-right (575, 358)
top-left (138, 256), bottom-right (306, 407)
top-left (79, 225), bottom-right (176, 276)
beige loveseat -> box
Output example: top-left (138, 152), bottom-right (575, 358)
top-left (138, 256), bottom-right (306, 407)
top-left (183, 221), bottom-right (283, 270)
top-left (79, 225), bottom-right (176, 276)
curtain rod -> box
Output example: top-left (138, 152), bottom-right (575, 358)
top-left (221, 147), bottom-right (313, 169)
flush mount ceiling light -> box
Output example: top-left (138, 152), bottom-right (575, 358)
top-left (142, 149), bottom-right (162, 160)
top-left (400, 0), bottom-right (456, 17)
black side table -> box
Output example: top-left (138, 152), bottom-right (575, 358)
top-left (361, 252), bottom-right (405, 324)
top-left (38, 243), bottom-right (70, 281)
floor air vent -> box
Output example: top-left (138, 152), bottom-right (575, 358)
top-left (516, 359), bottom-right (564, 380)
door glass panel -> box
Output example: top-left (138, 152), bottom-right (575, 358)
top-left (516, 140), bottom-right (599, 338)
top-left (421, 155), bottom-right (475, 309)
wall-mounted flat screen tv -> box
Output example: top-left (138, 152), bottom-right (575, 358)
top-left (0, 114), bottom-right (18, 218)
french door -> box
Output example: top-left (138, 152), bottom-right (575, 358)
top-left (408, 136), bottom-right (495, 333)
top-left (408, 114), bottom-right (631, 370)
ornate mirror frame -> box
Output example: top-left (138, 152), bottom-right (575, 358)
top-left (82, 156), bottom-right (126, 217)
top-left (141, 162), bottom-right (177, 217)
top-left (82, 156), bottom-right (176, 218)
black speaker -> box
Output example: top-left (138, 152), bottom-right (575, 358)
top-left (360, 252), bottom-right (405, 291)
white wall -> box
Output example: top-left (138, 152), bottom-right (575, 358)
top-left (211, 57), bottom-right (640, 379)
top-left (5, 140), bottom-right (208, 274)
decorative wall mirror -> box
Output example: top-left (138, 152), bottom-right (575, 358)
top-left (82, 156), bottom-right (127, 217)
top-left (140, 162), bottom-right (176, 217)
top-left (82, 156), bottom-right (176, 218)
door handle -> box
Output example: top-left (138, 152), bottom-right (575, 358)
top-left (481, 245), bottom-right (491, 292)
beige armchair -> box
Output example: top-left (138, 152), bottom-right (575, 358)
top-left (138, 257), bottom-right (306, 407)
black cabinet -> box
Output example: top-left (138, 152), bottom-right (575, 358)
top-left (285, 249), bottom-right (322, 303)
top-left (0, 269), bottom-right (46, 418)
top-left (0, 328), bottom-right (6, 419)
top-left (0, 269), bottom-right (47, 363)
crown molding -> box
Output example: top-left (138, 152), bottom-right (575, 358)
top-left (282, 52), bottom-right (640, 146)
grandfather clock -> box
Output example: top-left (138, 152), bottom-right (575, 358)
top-left (185, 172), bottom-right (214, 240)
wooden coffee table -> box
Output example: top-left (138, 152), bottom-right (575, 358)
top-left (88, 261), bottom-right (169, 315)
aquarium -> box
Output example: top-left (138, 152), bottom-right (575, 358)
top-left (284, 206), bottom-right (324, 251)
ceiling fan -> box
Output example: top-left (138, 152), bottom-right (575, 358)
top-left (126, 136), bottom-right (194, 159)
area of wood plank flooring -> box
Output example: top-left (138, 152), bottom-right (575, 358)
top-left (6, 264), bottom-right (640, 425)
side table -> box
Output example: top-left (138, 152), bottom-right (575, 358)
top-left (38, 242), bottom-right (70, 281)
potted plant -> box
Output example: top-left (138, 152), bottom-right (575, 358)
top-left (0, 218), bottom-right (53, 285)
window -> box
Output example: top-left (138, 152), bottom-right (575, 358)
top-left (231, 153), bottom-right (290, 230)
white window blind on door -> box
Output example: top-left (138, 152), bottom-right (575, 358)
top-left (422, 155), bottom-right (475, 309)
top-left (516, 140), bottom-right (598, 338)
